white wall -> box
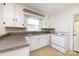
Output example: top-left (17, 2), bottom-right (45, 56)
top-left (0, 3), bottom-right (6, 35)
top-left (52, 6), bottom-right (79, 50)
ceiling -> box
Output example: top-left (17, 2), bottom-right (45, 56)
top-left (21, 3), bottom-right (79, 15)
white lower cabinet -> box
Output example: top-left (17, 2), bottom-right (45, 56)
top-left (30, 36), bottom-right (39, 51)
top-left (0, 47), bottom-right (30, 56)
top-left (51, 33), bottom-right (69, 53)
top-left (25, 36), bottom-right (38, 51)
top-left (38, 34), bottom-right (50, 48)
top-left (25, 34), bottom-right (50, 51)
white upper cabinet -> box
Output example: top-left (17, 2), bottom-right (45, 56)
top-left (0, 3), bottom-right (6, 35)
top-left (15, 5), bottom-right (25, 27)
top-left (45, 19), bottom-right (50, 28)
top-left (42, 16), bottom-right (52, 28)
top-left (42, 18), bottom-right (46, 28)
top-left (3, 3), bottom-right (25, 28)
top-left (3, 3), bottom-right (16, 27)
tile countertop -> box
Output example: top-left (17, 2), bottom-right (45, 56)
top-left (0, 31), bottom-right (54, 53)
top-left (0, 31), bottom-right (54, 38)
top-left (8, 31), bottom-right (54, 35)
top-left (0, 34), bottom-right (29, 53)
top-left (0, 33), bottom-right (9, 38)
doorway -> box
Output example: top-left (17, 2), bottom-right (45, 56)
top-left (73, 15), bottom-right (79, 52)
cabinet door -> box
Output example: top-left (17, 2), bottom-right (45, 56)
top-left (38, 35), bottom-right (44, 48)
top-left (51, 35), bottom-right (65, 48)
top-left (30, 36), bottom-right (38, 51)
top-left (43, 34), bottom-right (50, 45)
top-left (15, 5), bottom-right (25, 27)
top-left (42, 19), bottom-right (45, 28)
top-left (42, 18), bottom-right (51, 28)
top-left (0, 4), bottom-right (6, 35)
top-left (38, 34), bottom-right (50, 48)
top-left (3, 3), bottom-right (15, 27)
top-left (45, 19), bottom-right (50, 28)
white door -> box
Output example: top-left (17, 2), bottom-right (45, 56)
top-left (74, 33), bottom-right (79, 51)
top-left (15, 5), bottom-right (25, 27)
top-left (3, 3), bottom-right (16, 27)
top-left (74, 15), bottom-right (79, 51)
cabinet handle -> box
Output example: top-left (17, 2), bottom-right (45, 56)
top-left (23, 24), bottom-right (24, 26)
top-left (16, 19), bottom-right (17, 21)
top-left (3, 22), bottom-right (5, 24)
top-left (3, 3), bottom-right (5, 5)
top-left (73, 34), bottom-right (76, 36)
top-left (13, 18), bottom-right (15, 21)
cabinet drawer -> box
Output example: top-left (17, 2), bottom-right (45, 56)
top-left (52, 36), bottom-right (65, 42)
top-left (51, 36), bottom-right (65, 47)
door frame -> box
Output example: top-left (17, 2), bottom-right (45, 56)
top-left (73, 14), bottom-right (79, 52)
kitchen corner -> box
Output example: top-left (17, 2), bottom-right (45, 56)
top-left (0, 27), bottom-right (55, 56)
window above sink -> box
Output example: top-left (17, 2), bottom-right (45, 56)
top-left (25, 15), bottom-right (43, 31)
